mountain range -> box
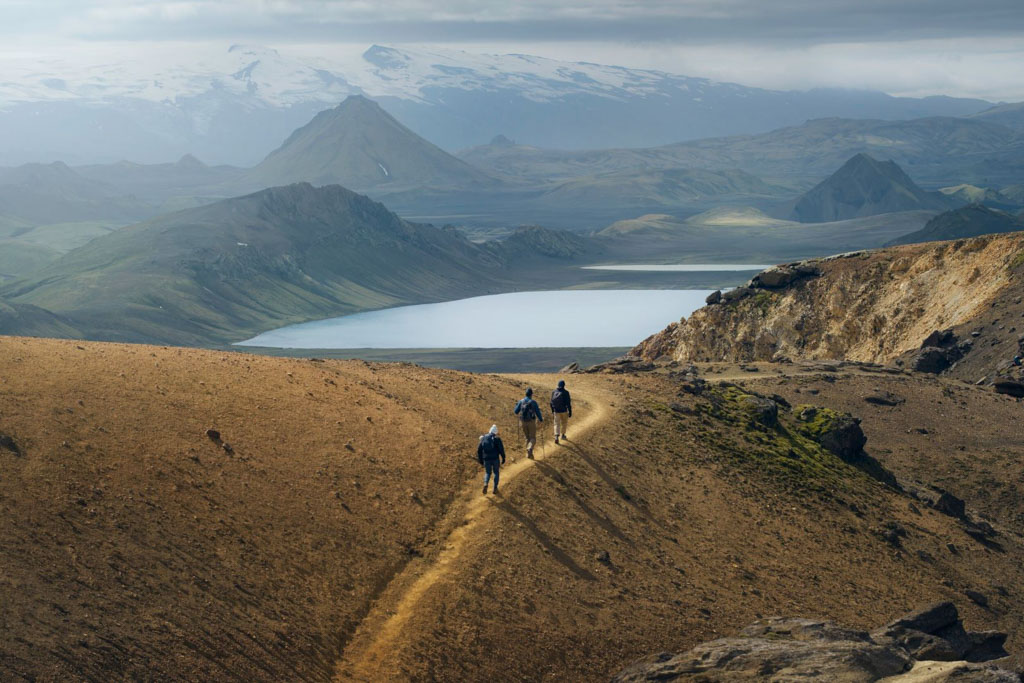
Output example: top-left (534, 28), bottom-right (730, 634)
top-left (0, 43), bottom-right (1004, 166)
top-left (0, 183), bottom-right (608, 345)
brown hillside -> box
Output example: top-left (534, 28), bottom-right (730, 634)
top-left (633, 232), bottom-right (1024, 382)
top-left (334, 363), bottom-right (1024, 680)
top-left (0, 337), bottom-right (557, 681)
top-left (3, 339), bottom-right (1024, 681)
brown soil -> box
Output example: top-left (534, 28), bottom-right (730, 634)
top-left (3, 338), bottom-right (1023, 681)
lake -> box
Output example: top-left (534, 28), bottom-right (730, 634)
top-left (239, 289), bottom-right (713, 349)
top-left (582, 264), bottom-right (771, 272)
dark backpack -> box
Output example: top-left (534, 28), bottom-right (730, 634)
top-left (551, 389), bottom-right (568, 412)
top-left (515, 398), bottom-right (536, 421)
top-left (480, 433), bottom-right (499, 460)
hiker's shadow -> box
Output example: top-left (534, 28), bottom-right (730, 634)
top-left (493, 499), bottom-right (596, 581)
top-left (533, 460), bottom-right (634, 547)
top-left (563, 441), bottom-right (667, 531)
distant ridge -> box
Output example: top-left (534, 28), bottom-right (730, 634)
top-left (245, 95), bottom-right (498, 193)
top-left (886, 204), bottom-right (1024, 246)
top-left (789, 153), bottom-right (956, 223)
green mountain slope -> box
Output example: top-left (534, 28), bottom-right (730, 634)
top-left (789, 153), bottom-right (956, 223)
top-left (3, 183), bottom-right (509, 345)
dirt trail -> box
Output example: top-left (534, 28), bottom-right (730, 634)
top-left (334, 375), bottom-right (614, 681)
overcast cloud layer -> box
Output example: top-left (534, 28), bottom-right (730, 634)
top-left (3, 0), bottom-right (1024, 100)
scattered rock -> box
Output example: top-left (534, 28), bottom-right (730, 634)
top-left (222, 442), bottom-right (234, 455)
top-left (205, 429), bottom-right (221, 441)
top-left (595, 550), bottom-right (611, 563)
top-left (615, 604), bottom-right (1015, 682)
top-left (721, 286), bottom-right (754, 304)
top-left (705, 290), bottom-right (722, 305)
top-left (910, 330), bottom-right (972, 374)
top-left (0, 434), bottom-right (20, 456)
top-left (993, 380), bottom-right (1024, 398)
top-left (749, 262), bottom-right (821, 289)
top-left (934, 491), bottom-right (967, 520)
top-left (966, 591), bottom-right (990, 608)
top-left (864, 391), bottom-right (905, 406)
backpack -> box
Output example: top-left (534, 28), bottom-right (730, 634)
top-left (480, 433), bottom-right (499, 460)
top-left (551, 389), bottom-right (568, 412)
top-left (515, 398), bottom-right (536, 421)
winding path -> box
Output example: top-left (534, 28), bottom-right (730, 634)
top-left (334, 376), bottom-right (613, 681)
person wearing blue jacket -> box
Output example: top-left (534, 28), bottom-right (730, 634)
top-left (477, 425), bottom-right (506, 495)
top-left (514, 387), bottom-right (543, 459)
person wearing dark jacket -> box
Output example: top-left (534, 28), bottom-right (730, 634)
top-left (477, 424), bottom-right (506, 495)
top-left (514, 387), bottom-right (543, 459)
top-left (550, 379), bottom-right (572, 444)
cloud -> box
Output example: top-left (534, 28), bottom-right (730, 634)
top-left (1, 0), bottom-right (1022, 100)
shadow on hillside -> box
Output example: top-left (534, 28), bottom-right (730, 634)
top-left (493, 499), bottom-right (596, 581)
top-left (564, 441), bottom-right (665, 530)
top-left (534, 460), bottom-right (634, 547)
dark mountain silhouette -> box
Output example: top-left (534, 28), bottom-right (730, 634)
top-left (886, 204), bottom-right (1024, 246)
top-left (788, 153), bottom-right (957, 223)
top-left (244, 95), bottom-right (498, 193)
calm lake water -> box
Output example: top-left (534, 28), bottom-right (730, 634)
top-left (239, 289), bottom-right (713, 349)
top-left (582, 264), bottom-right (771, 272)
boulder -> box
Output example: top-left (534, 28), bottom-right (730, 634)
top-left (934, 491), bottom-right (967, 520)
top-left (864, 391), bottom-right (905, 406)
top-left (910, 331), bottom-right (972, 374)
top-left (993, 380), bottom-right (1024, 398)
top-left (750, 262), bottom-right (821, 289)
top-left (559, 361), bottom-right (582, 374)
top-left (797, 408), bottom-right (867, 461)
top-left (705, 290), bottom-right (722, 305)
top-left (721, 286), bottom-right (754, 304)
top-left (614, 604), bottom-right (1016, 682)
top-left (741, 395), bottom-right (779, 428)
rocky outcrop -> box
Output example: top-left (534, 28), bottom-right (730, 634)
top-left (632, 233), bottom-right (1024, 369)
top-left (613, 603), bottom-right (1017, 682)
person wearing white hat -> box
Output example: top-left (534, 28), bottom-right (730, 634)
top-left (477, 424), bottom-right (506, 495)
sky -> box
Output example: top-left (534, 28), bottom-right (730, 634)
top-left (2, 0), bottom-right (1024, 101)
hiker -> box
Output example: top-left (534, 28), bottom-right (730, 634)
top-left (477, 425), bottom-right (506, 495)
top-left (514, 387), bottom-right (543, 459)
top-left (550, 379), bottom-right (572, 444)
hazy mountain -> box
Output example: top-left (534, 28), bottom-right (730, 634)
top-left (970, 102), bottom-right (1024, 131)
top-left (459, 116), bottom-right (1023, 187)
top-left (0, 43), bottom-right (998, 165)
top-left (75, 154), bottom-right (243, 204)
top-left (788, 154), bottom-right (957, 223)
top-left (537, 168), bottom-right (783, 209)
top-left (885, 204), bottom-right (1024, 246)
top-left (0, 161), bottom-right (153, 225)
top-left (2, 183), bottom-right (506, 345)
top-left (243, 96), bottom-right (498, 194)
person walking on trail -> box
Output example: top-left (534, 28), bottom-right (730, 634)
top-left (514, 387), bottom-right (543, 459)
top-left (477, 425), bottom-right (506, 495)
top-left (550, 379), bottom-right (572, 444)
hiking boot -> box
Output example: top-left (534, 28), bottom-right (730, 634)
top-left (482, 484), bottom-right (488, 495)
top-left (562, 434), bottom-right (568, 440)
top-left (554, 437), bottom-right (559, 444)
top-left (493, 486), bottom-right (499, 494)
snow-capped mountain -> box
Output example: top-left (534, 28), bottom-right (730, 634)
top-left (0, 43), bottom-right (996, 165)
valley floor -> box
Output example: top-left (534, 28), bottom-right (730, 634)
top-left (1, 338), bottom-right (1023, 681)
